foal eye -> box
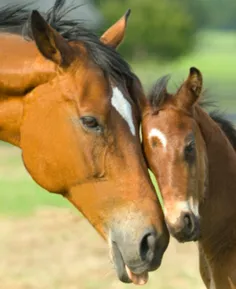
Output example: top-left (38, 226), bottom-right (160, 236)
top-left (184, 141), bottom-right (195, 163)
top-left (80, 116), bottom-right (102, 132)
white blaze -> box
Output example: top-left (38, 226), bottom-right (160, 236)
top-left (111, 87), bottom-right (135, 136)
top-left (189, 196), bottom-right (199, 218)
top-left (148, 128), bottom-right (167, 149)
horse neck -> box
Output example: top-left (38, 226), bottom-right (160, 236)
top-left (0, 33), bottom-right (56, 147)
top-left (194, 105), bottom-right (236, 253)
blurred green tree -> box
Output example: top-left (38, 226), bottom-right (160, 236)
top-left (200, 0), bottom-right (236, 30)
top-left (93, 0), bottom-right (204, 61)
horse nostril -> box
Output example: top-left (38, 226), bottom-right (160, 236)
top-left (183, 213), bottom-right (194, 233)
top-left (140, 232), bottom-right (156, 262)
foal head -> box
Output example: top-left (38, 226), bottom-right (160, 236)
top-left (141, 68), bottom-right (207, 242)
top-left (17, 7), bottom-right (169, 283)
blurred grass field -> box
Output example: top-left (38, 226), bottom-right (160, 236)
top-left (1, 30), bottom-right (236, 288)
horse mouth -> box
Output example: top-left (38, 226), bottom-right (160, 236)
top-left (170, 227), bottom-right (201, 243)
top-left (125, 265), bottom-right (149, 285)
top-left (177, 232), bottom-right (200, 243)
top-left (111, 241), bottom-right (149, 285)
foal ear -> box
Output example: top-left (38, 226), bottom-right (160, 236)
top-left (176, 67), bottom-right (203, 110)
top-left (100, 9), bottom-right (131, 49)
top-left (186, 67), bottom-right (203, 97)
top-left (31, 10), bottom-right (73, 66)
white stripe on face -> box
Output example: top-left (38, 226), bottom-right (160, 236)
top-left (189, 196), bottom-right (199, 218)
top-left (111, 87), bottom-right (135, 136)
top-left (148, 128), bottom-right (167, 149)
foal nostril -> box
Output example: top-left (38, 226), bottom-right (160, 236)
top-left (183, 213), bottom-right (194, 233)
top-left (140, 232), bottom-right (156, 262)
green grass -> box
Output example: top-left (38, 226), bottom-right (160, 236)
top-left (1, 30), bottom-right (236, 216)
top-left (0, 179), bottom-right (72, 215)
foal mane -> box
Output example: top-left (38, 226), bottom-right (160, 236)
top-left (208, 111), bottom-right (236, 150)
top-left (148, 74), bottom-right (171, 109)
top-left (197, 98), bottom-right (236, 150)
top-left (148, 75), bottom-right (236, 150)
top-left (0, 0), bottom-right (134, 85)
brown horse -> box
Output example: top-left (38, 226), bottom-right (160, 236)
top-left (141, 67), bottom-right (236, 288)
top-left (0, 1), bottom-right (169, 284)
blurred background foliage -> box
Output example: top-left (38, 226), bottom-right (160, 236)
top-left (93, 0), bottom-right (236, 61)
top-left (202, 0), bottom-right (236, 30)
top-left (93, 0), bottom-right (205, 61)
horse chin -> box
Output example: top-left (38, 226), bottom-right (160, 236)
top-left (177, 233), bottom-right (200, 243)
top-left (169, 226), bottom-right (201, 243)
top-left (111, 241), bottom-right (131, 283)
top-left (110, 242), bottom-right (149, 285)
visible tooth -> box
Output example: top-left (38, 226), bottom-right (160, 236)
top-left (125, 265), bottom-right (149, 285)
top-left (125, 265), bottom-right (133, 280)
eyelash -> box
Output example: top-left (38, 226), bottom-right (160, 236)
top-left (80, 116), bottom-right (102, 133)
top-left (184, 141), bottom-right (195, 163)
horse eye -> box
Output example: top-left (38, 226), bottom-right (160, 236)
top-left (184, 141), bottom-right (195, 163)
top-left (80, 116), bottom-right (101, 132)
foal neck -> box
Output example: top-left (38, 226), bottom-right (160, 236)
top-left (194, 105), bottom-right (236, 254)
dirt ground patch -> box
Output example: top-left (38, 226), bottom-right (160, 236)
top-left (0, 208), bottom-right (204, 289)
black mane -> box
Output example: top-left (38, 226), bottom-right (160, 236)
top-left (0, 0), bottom-right (133, 84)
top-left (209, 111), bottom-right (236, 150)
top-left (198, 97), bottom-right (236, 151)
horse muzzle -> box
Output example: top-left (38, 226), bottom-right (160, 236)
top-left (109, 226), bottom-right (168, 284)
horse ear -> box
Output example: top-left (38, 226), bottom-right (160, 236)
top-left (100, 9), bottom-right (131, 49)
top-left (176, 67), bottom-right (203, 110)
top-left (31, 10), bottom-right (73, 66)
